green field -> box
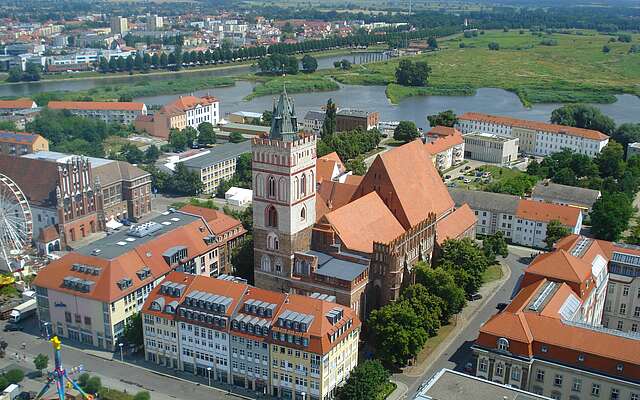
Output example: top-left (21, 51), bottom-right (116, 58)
top-left (244, 74), bottom-right (339, 100)
top-left (330, 30), bottom-right (640, 105)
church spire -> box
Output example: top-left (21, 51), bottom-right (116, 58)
top-left (269, 88), bottom-right (298, 141)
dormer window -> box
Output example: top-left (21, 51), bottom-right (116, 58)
top-left (578, 354), bottom-right (585, 362)
top-left (497, 338), bottom-right (509, 351)
top-left (617, 363), bottom-right (624, 372)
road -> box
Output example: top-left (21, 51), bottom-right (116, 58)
top-left (393, 245), bottom-right (535, 399)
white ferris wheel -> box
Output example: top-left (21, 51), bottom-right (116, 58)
top-left (0, 173), bottom-right (33, 271)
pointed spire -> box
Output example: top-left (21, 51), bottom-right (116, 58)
top-left (269, 88), bottom-right (298, 141)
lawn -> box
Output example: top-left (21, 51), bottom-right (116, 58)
top-left (449, 165), bottom-right (536, 195)
top-left (244, 74), bottom-right (339, 100)
top-left (482, 264), bottom-right (504, 284)
top-left (414, 321), bottom-right (457, 365)
top-left (330, 30), bottom-right (640, 105)
top-left (376, 381), bottom-right (397, 400)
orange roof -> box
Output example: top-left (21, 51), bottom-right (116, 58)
top-left (48, 101), bottom-right (145, 112)
top-left (525, 250), bottom-right (591, 285)
top-left (315, 180), bottom-right (359, 221)
top-left (344, 174), bottom-right (363, 186)
top-left (0, 99), bottom-right (35, 109)
top-left (516, 199), bottom-right (581, 226)
top-left (322, 192), bottom-right (405, 254)
top-left (424, 129), bottom-right (464, 155)
top-left (435, 204), bottom-right (477, 245)
top-left (316, 152), bottom-right (345, 183)
top-left (179, 204), bottom-right (244, 235)
top-left (458, 112), bottom-right (609, 141)
top-left (354, 140), bottom-right (455, 229)
top-left (427, 125), bottom-right (459, 138)
top-left (162, 95), bottom-right (218, 114)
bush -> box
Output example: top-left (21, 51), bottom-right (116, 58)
top-left (85, 376), bottom-right (102, 394)
top-left (488, 42), bottom-right (500, 51)
top-left (4, 369), bottom-right (24, 384)
top-left (133, 392), bottom-right (151, 400)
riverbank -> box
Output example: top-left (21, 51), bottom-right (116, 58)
top-left (330, 29), bottom-right (640, 105)
top-left (243, 74), bottom-right (340, 100)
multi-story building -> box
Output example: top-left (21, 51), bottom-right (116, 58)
top-left (141, 271), bottom-right (361, 399)
top-left (423, 126), bottom-right (465, 171)
top-left (48, 101), bottom-right (147, 125)
top-left (531, 180), bottom-right (601, 215)
top-left (22, 151), bottom-right (152, 230)
top-left (0, 131), bottom-right (48, 156)
top-left (147, 15), bottom-right (164, 31)
top-left (335, 109), bottom-right (379, 132)
top-left (134, 95), bottom-right (219, 139)
top-left (602, 242), bottom-right (640, 333)
top-left (471, 235), bottom-right (640, 400)
top-left (627, 142), bottom-right (640, 159)
top-left (456, 112), bottom-right (610, 157)
top-left (33, 207), bottom-right (246, 350)
top-left (449, 189), bottom-right (582, 248)
top-left (181, 141), bottom-right (251, 195)
top-left (302, 110), bottom-right (326, 135)
top-left (0, 99), bottom-right (37, 112)
top-left (462, 132), bottom-right (519, 165)
top-left (252, 90), bottom-right (476, 317)
top-left (110, 16), bottom-right (129, 35)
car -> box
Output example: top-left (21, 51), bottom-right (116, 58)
top-left (463, 178), bottom-right (471, 184)
top-left (464, 165), bottom-right (471, 170)
top-left (458, 176), bottom-right (464, 180)
top-left (469, 293), bottom-right (483, 301)
top-left (444, 175), bottom-right (451, 179)
top-left (4, 324), bottom-right (23, 332)
top-left (496, 302), bottom-right (509, 311)
top-left (464, 362), bottom-right (474, 373)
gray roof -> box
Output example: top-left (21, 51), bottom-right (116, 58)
top-left (414, 369), bottom-right (551, 400)
top-left (220, 122), bottom-right (270, 134)
top-left (531, 181), bottom-right (600, 208)
top-left (303, 110), bottom-right (326, 121)
top-left (270, 89), bottom-right (298, 141)
top-left (23, 150), bottom-right (114, 167)
top-left (306, 250), bottom-right (368, 282)
top-left (181, 141), bottom-right (251, 170)
top-left (336, 108), bottom-right (373, 118)
top-left (448, 188), bottom-right (520, 214)
top-left (76, 211), bottom-right (202, 260)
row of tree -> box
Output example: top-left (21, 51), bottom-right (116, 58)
top-left (6, 62), bottom-right (42, 82)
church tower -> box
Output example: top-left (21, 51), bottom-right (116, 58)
top-left (252, 89), bottom-right (317, 292)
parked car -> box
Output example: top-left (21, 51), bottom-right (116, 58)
top-left (464, 165), bottom-right (471, 170)
top-left (458, 176), bottom-right (464, 180)
top-left (444, 175), bottom-right (451, 179)
top-left (469, 293), bottom-right (483, 301)
top-left (4, 324), bottom-right (23, 332)
top-left (463, 178), bottom-right (471, 184)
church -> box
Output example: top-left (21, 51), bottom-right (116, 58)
top-left (252, 89), bottom-right (477, 317)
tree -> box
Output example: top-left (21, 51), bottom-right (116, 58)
top-left (401, 284), bottom-right (443, 336)
top-left (321, 99), bottom-right (337, 138)
top-left (603, 45), bottom-right (611, 53)
top-left (596, 141), bottom-right (625, 179)
top-left (231, 236), bottom-right (254, 284)
top-left (550, 104), bottom-right (615, 135)
top-left (197, 122), bottom-right (216, 145)
top-left (6, 67), bottom-right (22, 82)
top-left (0, 377), bottom-right (8, 391)
top-left (123, 312), bottom-right (143, 347)
top-left (120, 143), bottom-right (145, 164)
top-left (78, 373), bottom-right (90, 388)
top-left (427, 36), bottom-right (438, 49)
top-left (394, 120), bottom-right (420, 143)
top-left (168, 129), bottom-right (189, 151)
top-left (4, 369), bottom-right (24, 384)
top-left (438, 238), bottom-right (489, 296)
top-left (336, 360), bottom-right (390, 400)
top-left (590, 192), bottom-right (634, 241)
top-left (612, 123), bottom-right (640, 155)
top-left (545, 220), bottom-right (571, 249)
top-left (262, 110), bottom-right (273, 126)
top-left (85, 376), bottom-right (102, 394)
top-left (229, 132), bottom-right (245, 143)
top-left (345, 156), bottom-right (367, 176)
top-left (415, 263), bottom-right (466, 322)
top-left (427, 110), bottom-right (458, 127)
top-left (133, 392), bottom-right (151, 400)
top-left (483, 232), bottom-right (508, 262)
top-left (301, 55), bottom-right (318, 73)
top-left (334, 59), bottom-right (352, 70)
top-left (172, 163), bottom-right (204, 195)
top-left (144, 145), bottom-right (160, 164)
top-left (34, 354), bottom-right (48, 376)
top-left (23, 63), bottom-right (41, 81)
top-left (488, 42), bottom-right (500, 50)
top-left (395, 59), bottom-right (431, 86)
top-left (367, 300), bottom-right (428, 367)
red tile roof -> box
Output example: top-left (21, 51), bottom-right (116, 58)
top-left (458, 112), bottom-right (609, 141)
top-left (161, 95), bottom-right (218, 114)
top-left (0, 99), bottom-right (36, 109)
top-left (48, 101), bottom-right (146, 112)
top-left (316, 152), bottom-right (345, 184)
top-left (516, 199), bottom-right (581, 226)
top-left (427, 125), bottom-right (459, 138)
top-left (424, 128), bottom-right (464, 155)
top-left (525, 250), bottom-right (592, 285)
top-left (179, 205), bottom-right (244, 235)
top-left (315, 180), bottom-right (359, 221)
top-left (435, 204), bottom-right (477, 246)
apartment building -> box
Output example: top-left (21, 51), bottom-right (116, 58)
top-left (602, 242), bottom-right (640, 333)
top-left (0, 99), bottom-right (37, 112)
top-left (457, 112), bottom-right (609, 157)
top-left (462, 132), bottom-right (519, 165)
top-left (423, 126), bottom-right (465, 171)
top-left (531, 181), bottom-right (601, 215)
top-left (302, 110), bottom-right (326, 135)
top-left (32, 208), bottom-right (245, 350)
top-left (141, 271), bottom-right (360, 399)
top-left (134, 95), bottom-right (219, 139)
top-left (181, 141), bottom-right (251, 195)
top-left (147, 15), bottom-right (164, 31)
top-left (110, 16), bottom-right (129, 35)
top-left (0, 131), bottom-right (48, 156)
top-left (48, 101), bottom-right (147, 125)
top-left (449, 189), bottom-right (582, 248)
top-left (335, 109), bottom-right (379, 132)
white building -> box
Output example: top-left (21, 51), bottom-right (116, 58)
top-left (457, 112), bottom-right (609, 158)
top-left (225, 187), bottom-right (252, 207)
top-left (147, 15), bottom-right (164, 31)
top-left (302, 110), bottom-right (325, 135)
top-left (47, 101), bottom-right (147, 125)
top-left (424, 126), bottom-right (465, 171)
top-left (110, 16), bottom-right (129, 35)
top-left (462, 132), bottom-right (519, 165)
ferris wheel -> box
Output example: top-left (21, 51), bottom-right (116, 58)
top-left (0, 173), bottom-right (33, 271)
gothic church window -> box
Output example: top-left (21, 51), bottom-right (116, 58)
top-left (266, 206), bottom-right (278, 228)
top-left (268, 176), bottom-right (276, 198)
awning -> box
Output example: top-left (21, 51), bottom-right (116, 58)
top-left (106, 218), bottom-right (123, 230)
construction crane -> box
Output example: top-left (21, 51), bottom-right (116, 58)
top-left (35, 336), bottom-right (94, 400)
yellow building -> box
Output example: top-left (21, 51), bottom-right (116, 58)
top-left (0, 131), bottom-right (49, 156)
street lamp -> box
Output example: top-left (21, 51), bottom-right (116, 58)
top-left (207, 367), bottom-right (212, 386)
top-left (118, 342), bottom-right (124, 362)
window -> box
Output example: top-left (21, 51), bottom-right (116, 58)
top-left (268, 176), bottom-right (276, 198)
top-left (536, 369), bottom-right (545, 383)
top-left (572, 378), bottom-right (581, 392)
top-left (497, 338), bottom-right (509, 351)
top-left (300, 206), bottom-right (306, 221)
top-left (510, 367), bottom-right (520, 381)
top-left (635, 307), bottom-right (640, 318)
top-left (617, 320), bottom-right (624, 330)
top-left (620, 304), bottom-right (626, 315)
top-left (610, 388), bottom-right (619, 400)
top-left (266, 206), bottom-right (278, 228)
top-left (623, 286), bottom-right (629, 296)
top-left (494, 363), bottom-right (504, 377)
top-left (592, 384), bottom-right (600, 397)
top-left (479, 358), bottom-right (488, 372)
top-left (554, 374), bottom-right (563, 387)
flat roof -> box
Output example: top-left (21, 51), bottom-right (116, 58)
top-left (181, 141), bottom-right (251, 170)
top-left (219, 122), bottom-right (271, 134)
top-left (23, 151), bottom-right (114, 167)
top-left (336, 108), bottom-right (375, 118)
top-left (414, 369), bottom-right (551, 400)
top-left (306, 250), bottom-right (368, 282)
top-left (76, 212), bottom-right (202, 260)
top-left (463, 131), bottom-right (518, 143)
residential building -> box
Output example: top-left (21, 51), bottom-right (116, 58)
top-left (627, 142), bottom-right (640, 159)
top-left (228, 111), bottom-right (263, 124)
top-left (33, 207), bottom-right (245, 350)
top-left (48, 101), bottom-right (147, 125)
top-left (413, 369), bottom-right (552, 400)
top-left (181, 141), bottom-right (251, 195)
top-left (0, 99), bottom-right (37, 112)
top-left (423, 126), bottom-right (465, 171)
top-left (316, 152), bottom-right (351, 184)
top-left (110, 16), bottom-right (129, 35)
top-left (134, 96), bottom-right (218, 139)
top-left (141, 271), bottom-right (361, 399)
top-left (462, 132), bottom-right (519, 165)
top-left (0, 131), bottom-right (49, 156)
top-left (302, 110), bottom-right (325, 135)
top-left (457, 112), bottom-right (609, 157)
top-left (335, 109), bottom-right (379, 132)
top-left (252, 89), bottom-right (476, 318)
top-left (449, 189), bottom-right (582, 248)
top-left (601, 242), bottom-right (640, 333)
top-left (147, 15), bottom-right (164, 31)
top-left (531, 180), bottom-right (601, 215)
top-left (23, 151), bottom-right (152, 230)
